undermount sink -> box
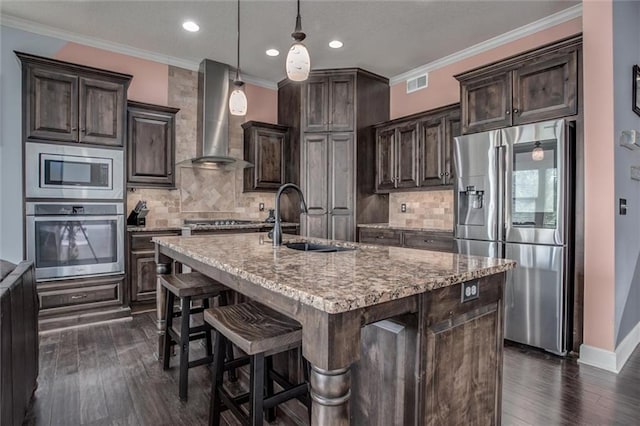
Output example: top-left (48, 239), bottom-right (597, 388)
top-left (284, 242), bottom-right (355, 253)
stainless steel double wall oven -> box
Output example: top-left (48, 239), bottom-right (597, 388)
top-left (25, 142), bottom-right (125, 281)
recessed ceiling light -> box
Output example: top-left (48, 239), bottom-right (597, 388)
top-left (329, 40), bottom-right (343, 49)
top-left (182, 21), bottom-right (200, 32)
top-left (266, 49), bottom-right (280, 57)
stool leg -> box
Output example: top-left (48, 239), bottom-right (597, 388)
top-left (219, 292), bottom-right (238, 383)
top-left (209, 332), bottom-right (226, 426)
top-left (250, 353), bottom-right (265, 426)
top-left (203, 298), bottom-right (213, 361)
top-left (162, 291), bottom-right (175, 370)
top-left (264, 356), bottom-right (276, 422)
top-left (179, 296), bottom-right (191, 401)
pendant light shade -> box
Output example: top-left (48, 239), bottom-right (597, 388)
top-left (532, 141), bottom-right (544, 161)
top-left (229, 81), bottom-right (248, 116)
top-left (229, 0), bottom-right (247, 116)
top-left (286, 0), bottom-right (310, 81)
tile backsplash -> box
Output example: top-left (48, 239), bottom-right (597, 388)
top-left (126, 65), bottom-right (275, 227)
top-left (388, 190), bottom-right (454, 230)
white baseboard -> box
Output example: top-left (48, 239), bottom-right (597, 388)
top-left (579, 321), bottom-right (640, 373)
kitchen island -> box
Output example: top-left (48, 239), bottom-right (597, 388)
top-left (153, 233), bottom-right (516, 425)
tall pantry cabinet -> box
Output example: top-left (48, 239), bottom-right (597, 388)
top-left (278, 69), bottom-right (390, 241)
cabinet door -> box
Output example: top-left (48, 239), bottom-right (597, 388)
top-left (130, 252), bottom-right (157, 302)
top-left (419, 118), bottom-right (444, 187)
top-left (329, 133), bottom-right (355, 241)
top-left (443, 114), bottom-right (461, 185)
top-left (127, 109), bottom-right (175, 187)
top-left (254, 128), bottom-right (285, 190)
top-left (79, 77), bottom-right (125, 146)
top-left (303, 77), bottom-right (329, 132)
top-left (302, 133), bottom-right (329, 238)
top-left (376, 127), bottom-right (396, 192)
top-left (328, 75), bottom-right (355, 132)
top-left (396, 122), bottom-right (420, 189)
top-left (25, 66), bottom-right (79, 142)
top-left (512, 50), bottom-right (578, 125)
top-left (461, 72), bottom-right (512, 134)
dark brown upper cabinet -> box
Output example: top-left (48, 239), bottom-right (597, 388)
top-left (126, 101), bottom-right (179, 189)
top-left (375, 104), bottom-right (460, 192)
top-left (278, 68), bottom-right (390, 240)
top-left (242, 121), bottom-right (288, 191)
top-left (303, 74), bottom-right (354, 133)
top-left (17, 51), bottom-right (131, 146)
top-left (456, 35), bottom-right (580, 134)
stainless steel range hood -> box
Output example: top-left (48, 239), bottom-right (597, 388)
top-left (186, 59), bottom-right (251, 169)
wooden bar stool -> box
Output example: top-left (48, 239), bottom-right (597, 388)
top-left (160, 271), bottom-right (235, 401)
top-left (204, 301), bottom-right (311, 426)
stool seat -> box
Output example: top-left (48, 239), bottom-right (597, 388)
top-left (204, 301), bottom-right (302, 356)
top-left (160, 272), bottom-right (227, 298)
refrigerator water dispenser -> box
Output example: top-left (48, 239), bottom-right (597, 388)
top-left (458, 184), bottom-right (485, 226)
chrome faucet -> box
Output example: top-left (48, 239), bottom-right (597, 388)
top-left (272, 183), bottom-right (308, 247)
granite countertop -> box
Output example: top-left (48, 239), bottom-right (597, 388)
top-left (153, 233), bottom-right (516, 314)
top-left (127, 222), bottom-right (299, 233)
top-left (358, 223), bottom-right (454, 233)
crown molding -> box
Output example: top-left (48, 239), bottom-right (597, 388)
top-left (389, 4), bottom-right (582, 86)
top-left (0, 14), bottom-right (278, 90)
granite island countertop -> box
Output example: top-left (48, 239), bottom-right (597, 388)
top-left (153, 233), bottom-right (515, 314)
top-left (128, 222), bottom-right (299, 233)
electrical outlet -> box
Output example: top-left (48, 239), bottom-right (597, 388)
top-left (259, 202), bottom-right (265, 211)
top-left (401, 203), bottom-right (407, 213)
top-left (461, 280), bottom-right (479, 303)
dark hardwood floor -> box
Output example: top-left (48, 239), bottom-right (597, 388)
top-left (26, 312), bottom-right (640, 425)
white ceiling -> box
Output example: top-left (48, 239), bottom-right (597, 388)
top-left (0, 0), bottom-right (580, 85)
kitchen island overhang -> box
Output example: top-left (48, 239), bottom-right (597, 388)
top-left (153, 233), bottom-right (516, 425)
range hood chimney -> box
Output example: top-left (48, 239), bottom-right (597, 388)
top-left (188, 58), bottom-right (250, 169)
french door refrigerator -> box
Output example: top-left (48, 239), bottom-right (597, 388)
top-left (454, 119), bottom-right (572, 355)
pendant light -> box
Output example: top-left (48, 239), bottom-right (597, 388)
top-left (531, 141), bottom-right (544, 161)
top-left (229, 0), bottom-right (247, 116)
top-left (286, 0), bottom-right (311, 81)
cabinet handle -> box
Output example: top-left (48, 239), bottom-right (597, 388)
top-left (423, 239), bottom-right (435, 243)
top-left (445, 172), bottom-right (450, 177)
top-left (168, 171), bottom-right (172, 176)
top-left (71, 294), bottom-right (87, 300)
top-left (71, 127), bottom-right (78, 131)
top-left (439, 172), bottom-right (444, 177)
top-left (81, 128), bottom-right (86, 133)
top-left (506, 110), bottom-right (510, 115)
top-left (513, 108), bottom-right (519, 114)
top-left (376, 236), bottom-right (386, 239)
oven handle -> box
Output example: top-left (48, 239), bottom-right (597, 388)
top-left (29, 215), bottom-right (123, 222)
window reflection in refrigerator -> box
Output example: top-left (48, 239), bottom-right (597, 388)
top-left (512, 139), bottom-right (557, 229)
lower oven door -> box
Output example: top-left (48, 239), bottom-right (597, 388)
top-left (26, 214), bottom-right (124, 281)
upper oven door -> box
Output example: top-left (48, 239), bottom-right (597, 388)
top-left (25, 142), bottom-right (123, 199)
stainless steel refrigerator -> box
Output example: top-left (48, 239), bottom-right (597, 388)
top-left (454, 119), bottom-right (572, 355)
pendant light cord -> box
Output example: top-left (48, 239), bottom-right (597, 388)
top-left (236, 0), bottom-right (241, 82)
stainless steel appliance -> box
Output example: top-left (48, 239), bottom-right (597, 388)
top-left (454, 119), bottom-right (572, 355)
top-left (25, 142), bottom-right (124, 199)
top-left (26, 202), bottom-right (125, 281)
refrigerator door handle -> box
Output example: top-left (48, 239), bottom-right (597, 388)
top-left (497, 144), bottom-right (506, 243)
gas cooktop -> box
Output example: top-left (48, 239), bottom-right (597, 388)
top-left (183, 219), bottom-right (263, 226)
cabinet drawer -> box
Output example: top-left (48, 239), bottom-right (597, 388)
top-left (39, 277), bottom-right (123, 314)
top-left (402, 231), bottom-right (454, 252)
top-left (130, 231), bottom-right (180, 251)
top-left (359, 229), bottom-right (403, 246)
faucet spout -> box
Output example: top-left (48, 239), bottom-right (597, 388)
top-left (272, 183), bottom-right (307, 247)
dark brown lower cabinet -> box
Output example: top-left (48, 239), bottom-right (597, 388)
top-left (358, 227), bottom-right (454, 252)
top-left (0, 261), bottom-right (39, 426)
top-left (37, 274), bottom-right (129, 332)
top-left (350, 274), bottom-right (505, 425)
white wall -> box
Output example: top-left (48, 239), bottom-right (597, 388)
top-left (0, 26), bottom-right (65, 263)
top-left (612, 1), bottom-right (640, 346)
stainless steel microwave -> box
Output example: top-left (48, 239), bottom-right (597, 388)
top-left (25, 142), bottom-right (124, 199)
